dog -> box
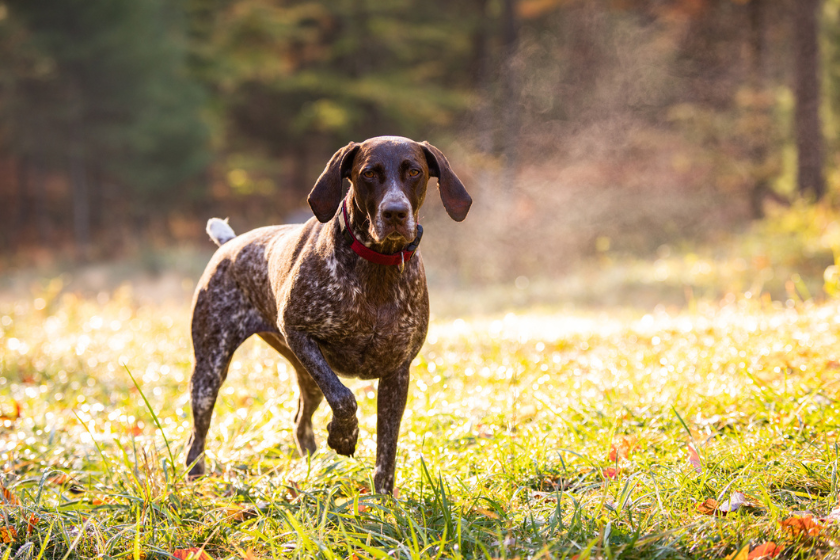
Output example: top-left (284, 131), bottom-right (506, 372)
top-left (186, 136), bottom-right (471, 494)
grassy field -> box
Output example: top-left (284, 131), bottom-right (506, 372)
top-left (2, 204), bottom-right (840, 558)
top-left (0, 282), bottom-right (839, 559)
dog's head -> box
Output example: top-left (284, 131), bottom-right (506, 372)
top-left (308, 136), bottom-right (472, 245)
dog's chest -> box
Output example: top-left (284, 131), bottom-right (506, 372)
top-left (284, 257), bottom-right (428, 378)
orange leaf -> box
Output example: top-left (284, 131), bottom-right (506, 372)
top-left (173, 549), bottom-right (213, 560)
top-left (0, 526), bottom-right (17, 544)
top-left (50, 474), bottom-right (84, 494)
top-left (748, 542), bottom-right (781, 559)
top-left (124, 422), bottom-right (143, 437)
top-left (472, 507), bottom-right (499, 519)
top-left (607, 435), bottom-right (637, 461)
top-left (695, 498), bottom-right (719, 515)
top-left (241, 550), bottom-right (261, 560)
top-left (27, 514), bottom-right (38, 535)
top-left (780, 515), bottom-right (822, 537)
top-left (0, 484), bottom-right (20, 506)
top-left (602, 467), bottom-right (621, 479)
top-left (91, 496), bottom-right (115, 505)
top-left (724, 547), bottom-right (748, 560)
top-left (50, 474), bottom-right (72, 485)
top-left (687, 446), bottom-right (702, 473)
top-left (0, 400), bottom-right (21, 421)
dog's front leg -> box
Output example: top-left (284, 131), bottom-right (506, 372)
top-left (284, 329), bottom-right (359, 455)
top-left (375, 365), bottom-right (410, 495)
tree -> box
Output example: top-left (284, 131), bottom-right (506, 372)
top-left (0, 0), bottom-right (209, 254)
top-left (793, 0), bottom-right (825, 199)
top-left (189, 0), bottom-right (475, 196)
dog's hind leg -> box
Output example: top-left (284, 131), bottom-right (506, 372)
top-left (258, 333), bottom-right (323, 456)
top-left (186, 273), bottom-right (269, 478)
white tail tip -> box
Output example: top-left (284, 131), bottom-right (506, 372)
top-left (206, 217), bottom-right (236, 246)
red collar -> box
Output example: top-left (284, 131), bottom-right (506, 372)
top-left (338, 201), bottom-right (422, 270)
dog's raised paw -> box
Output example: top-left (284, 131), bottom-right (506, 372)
top-left (326, 417), bottom-right (359, 456)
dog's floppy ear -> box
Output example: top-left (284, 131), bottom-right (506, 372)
top-left (308, 142), bottom-right (360, 223)
top-left (420, 141), bottom-right (472, 222)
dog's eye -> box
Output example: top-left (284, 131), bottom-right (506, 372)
top-left (363, 170), bottom-right (376, 179)
top-left (408, 169), bottom-right (420, 177)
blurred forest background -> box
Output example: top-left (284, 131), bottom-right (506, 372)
top-left (1, 0), bottom-right (839, 292)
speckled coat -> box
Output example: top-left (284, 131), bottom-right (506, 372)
top-left (186, 137), bottom-right (471, 495)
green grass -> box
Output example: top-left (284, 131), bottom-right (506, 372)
top-left (1, 284), bottom-right (840, 559)
top-left (8, 197), bottom-right (840, 559)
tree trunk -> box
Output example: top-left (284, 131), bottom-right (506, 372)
top-left (500, 0), bottom-right (519, 186)
top-left (70, 151), bottom-right (90, 258)
top-left (748, 0), bottom-right (769, 218)
top-left (32, 157), bottom-right (50, 244)
top-left (293, 142), bottom-right (309, 198)
top-left (13, 155), bottom-right (30, 249)
top-left (471, 0), bottom-right (494, 154)
top-left (793, 0), bottom-right (825, 200)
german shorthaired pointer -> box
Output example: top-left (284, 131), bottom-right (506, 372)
top-left (186, 136), bottom-right (471, 494)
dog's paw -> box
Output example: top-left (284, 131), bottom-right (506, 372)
top-left (326, 416), bottom-right (359, 456)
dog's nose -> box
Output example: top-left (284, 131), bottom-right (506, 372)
top-left (382, 203), bottom-right (409, 224)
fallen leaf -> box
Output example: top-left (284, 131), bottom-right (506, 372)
top-left (602, 467), bottom-right (621, 479)
top-left (748, 542), bottom-right (781, 559)
top-left (608, 435), bottom-right (638, 461)
top-left (0, 484), bottom-right (20, 506)
top-left (223, 507), bottom-right (247, 522)
top-left (173, 549), bottom-right (213, 560)
top-left (695, 498), bottom-right (719, 515)
top-left (90, 496), bottom-right (115, 505)
top-left (50, 474), bottom-right (84, 494)
top-left (472, 507), bottom-right (499, 519)
top-left (27, 514), bottom-right (38, 535)
top-left (718, 491), bottom-right (759, 513)
top-left (0, 400), bottom-right (21, 421)
top-left (0, 526), bottom-right (17, 544)
top-left (126, 424), bottom-right (143, 436)
top-left (687, 446), bottom-right (702, 473)
top-left (49, 473), bottom-right (72, 485)
top-left (241, 550), bottom-right (261, 560)
top-left (780, 515), bottom-right (821, 537)
top-left (475, 423), bottom-right (494, 438)
top-left (724, 547), bottom-right (747, 560)
top-left (287, 480), bottom-right (300, 500)
top-left (393, 487), bottom-right (399, 498)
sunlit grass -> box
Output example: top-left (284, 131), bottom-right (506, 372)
top-left (1, 284), bottom-right (840, 558)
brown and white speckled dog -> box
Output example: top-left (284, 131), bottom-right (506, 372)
top-left (185, 136), bottom-right (471, 494)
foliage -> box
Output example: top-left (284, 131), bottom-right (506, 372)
top-left (0, 0), bottom-right (209, 200)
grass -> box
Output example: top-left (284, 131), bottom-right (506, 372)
top-left (1, 289), bottom-right (840, 558)
top-left (4, 202), bottom-right (840, 558)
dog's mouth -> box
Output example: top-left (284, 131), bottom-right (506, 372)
top-left (371, 222), bottom-right (416, 246)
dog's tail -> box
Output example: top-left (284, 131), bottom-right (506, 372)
top-left (206, 217), bottom-right (236, 247)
